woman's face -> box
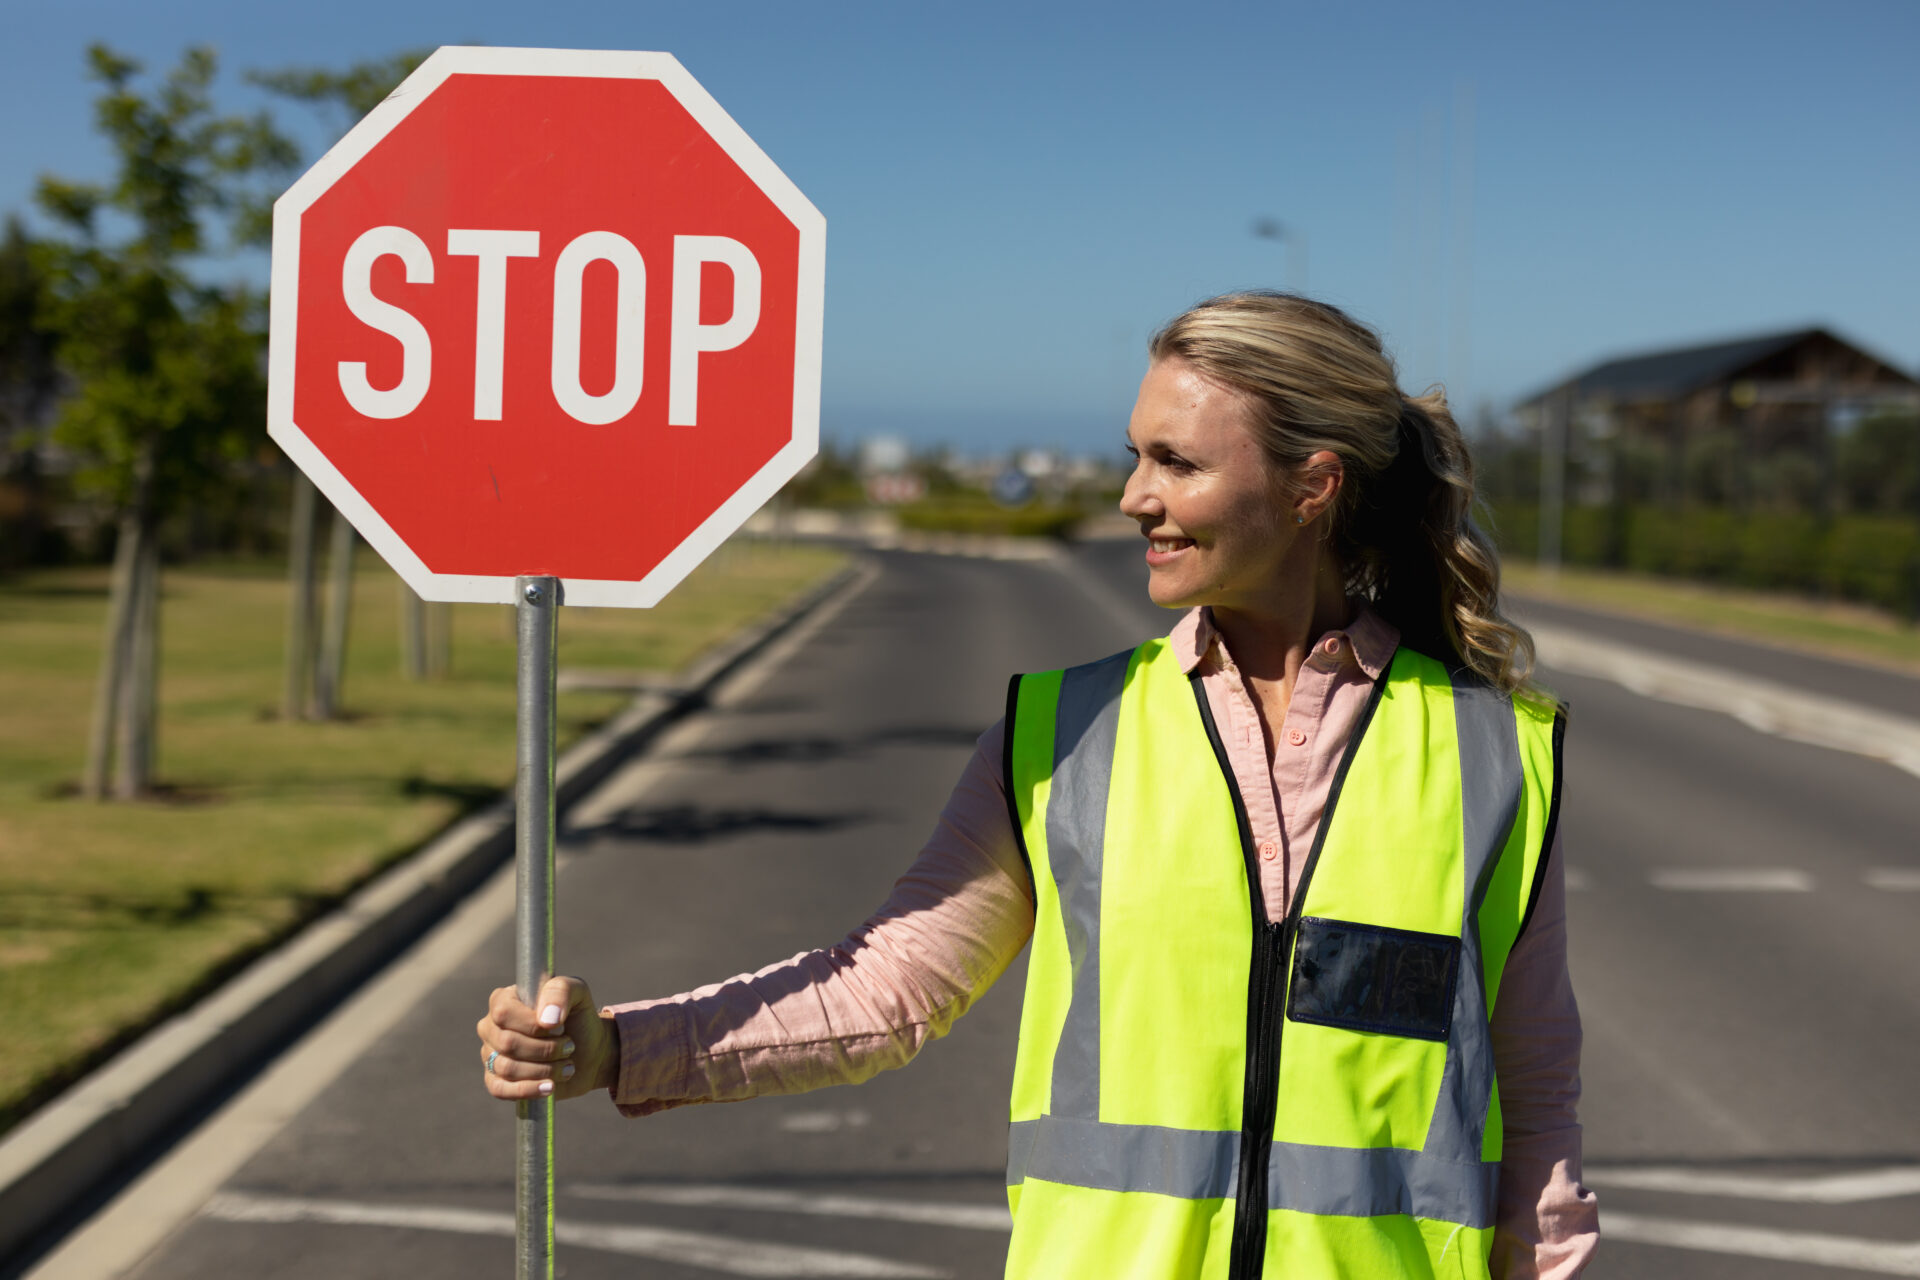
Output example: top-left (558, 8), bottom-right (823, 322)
top-left (1120, 357), bottom-right (1306, 614)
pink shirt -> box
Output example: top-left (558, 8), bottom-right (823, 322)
top-left (605, 606), bottom-right (1599, 1277)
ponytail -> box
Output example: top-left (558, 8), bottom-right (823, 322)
top-left (1354, 393), bottom-right (1538, 694)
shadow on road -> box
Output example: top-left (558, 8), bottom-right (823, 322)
top-left (567, 802), bottom-right (875, 845)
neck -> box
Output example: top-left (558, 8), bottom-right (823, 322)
top-left (1208, 543), bottom-right (1352, 687)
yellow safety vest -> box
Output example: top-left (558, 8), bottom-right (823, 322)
top-left (1002, 637), bottom-right (1562, 1278)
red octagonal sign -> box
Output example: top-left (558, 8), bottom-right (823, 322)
top-left (269, 48), bottom-right (825, 607)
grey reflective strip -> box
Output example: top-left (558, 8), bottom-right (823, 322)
top-left (1269, 1142), bottom-right (1500, 1228)
top-left (1419, 672), bottom-right (1523, 1173)
top-left (1042, 651), bottom-right (1131, 1121)
top-left (1006, 1119), bottom-right (1495, 1225)
top-left (1007, 1117), bottom-right (1239, 1200)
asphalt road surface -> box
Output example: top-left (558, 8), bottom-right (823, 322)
top-left (44, 543), bottom-right (1920, 1278)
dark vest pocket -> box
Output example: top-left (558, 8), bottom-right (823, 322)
top-left (1285, 917), bottom-right (1460, 1042)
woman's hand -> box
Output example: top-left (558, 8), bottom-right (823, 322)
top-left (477, 975), bottom-right (618, 1102)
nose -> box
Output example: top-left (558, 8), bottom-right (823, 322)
top-left (1119, 463), bottom-right (1161, 523)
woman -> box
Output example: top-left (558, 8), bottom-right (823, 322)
top-left (477, 292), bottom-right (1599, 1277)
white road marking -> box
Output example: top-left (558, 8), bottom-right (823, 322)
top-left (1867, 868), bottom-right (1920, 891)
top-left (777, 1107), bottom-right (870, 1133)
top-left (573, 1182), bottom-right (1012, 1232)
top-left (1591, 1163), bottom-right (1920, 1203)
top-left (204, 1192), bottom-right (947, 1278)
top-left (1563, 867), bottom-right (1593, 891)
top-left (1650, 868), bottom-right (1813, 892)
top-left (1529, 622), bottom-right (1920, 779)
top-left (1604, 1210), bottom-right (1920, 1275)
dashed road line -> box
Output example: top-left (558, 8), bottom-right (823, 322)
top-left (203, 1192), bottom-right (948, 1279)
top-left (1603, 1211), bottom-right (1920, 1276)
top-left (1866, 868), bottom-right (1920, 891)
top-left (1591, 1163), bottom-right (1920, 1204)
top-left (572, 1183), bottom-right (1011, 1231)
top-left (1649, 868), bottom-right (1814, 892)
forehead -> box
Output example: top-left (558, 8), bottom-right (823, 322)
top-left (1128, 357), bottom-right (1260, 449)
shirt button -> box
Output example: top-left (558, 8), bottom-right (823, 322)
top-left (1260, 841), bottom-right (1279, 861)
top-left (1322, 637), bottom-right (1342, 656)
top-left (1286, 728), bottom-right (1307, 746)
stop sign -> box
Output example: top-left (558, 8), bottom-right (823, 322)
top-left (268, 47), bottom-right (825, 607)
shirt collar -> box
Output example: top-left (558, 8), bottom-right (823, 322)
top-left (1169, 603), bottom-right (1400, 679)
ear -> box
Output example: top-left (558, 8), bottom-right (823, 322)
top-left (1294, 449), bottom-right (1344, 521)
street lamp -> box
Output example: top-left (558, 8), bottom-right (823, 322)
top-left (1251, 216), bottom-right (1308, 293)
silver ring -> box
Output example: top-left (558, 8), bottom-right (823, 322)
top-left (486, 1050), bottom-right (498, 1075)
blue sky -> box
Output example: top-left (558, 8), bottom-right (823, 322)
top-left (4, 0), bottom-right (1916, 456)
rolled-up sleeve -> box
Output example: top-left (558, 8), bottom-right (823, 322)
top-left (602, 721), bottom-right (1034, 1116)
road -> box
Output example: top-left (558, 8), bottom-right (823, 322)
top-left (34, 543), bottom-right (1920, 1279)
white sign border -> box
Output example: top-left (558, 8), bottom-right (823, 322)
top-left (268, 46), bottom-right (826, 608)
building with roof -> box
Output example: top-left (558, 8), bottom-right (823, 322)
top-left (1513, 327), bottom-right (1919, 509)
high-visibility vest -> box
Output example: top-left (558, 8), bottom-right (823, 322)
top-left (1001, 635), bottom-right (1563, 1278)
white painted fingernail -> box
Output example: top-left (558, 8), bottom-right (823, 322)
top-left (560, 1063), bottom-right (576, 1081)
top-left (539, 1005), bottom-right (563, 1027)
top-left (538, 1080), bottom-right (554, 1095)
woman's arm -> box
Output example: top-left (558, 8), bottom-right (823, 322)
top-left (600, 721), bottom-right (1035, 1115)
top-left (1488, 831), bottom-right (1601, 1278)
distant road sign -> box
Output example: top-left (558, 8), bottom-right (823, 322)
top-left (270, 47), bottom-right (825, 607)
top-left (991, 468), bottom-right (1035, 507)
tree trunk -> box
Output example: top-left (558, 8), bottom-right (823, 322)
top-left (427, 600), bottom-right (450, 679)
top-left (313, 507), bottom-right (355, 718)
top-left (113, 526), bottom-right (160, 799)
top-left (81, 510), bottom-right (141, 799)
top-left (283, 474), bottom-right (320, 719)
top-left (401, 581), bottom-right (428, 680)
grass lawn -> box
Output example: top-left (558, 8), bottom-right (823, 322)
top-left (0, 538), bottom-right (845, 1134)
top-left (1502, 561), bottom-right (1920, 675)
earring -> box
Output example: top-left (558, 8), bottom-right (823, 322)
top-left (1296, 514), bottom-right (1307, 525)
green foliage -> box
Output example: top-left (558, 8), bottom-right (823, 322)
top-left (779, 441), bottom-right (866, 508)
top-left (247, 49), bottom-right (432, 123)
top-left (897, 495), bottom-right (1084, 539)
top-left (32, 45), bottom-right (296, 518)
top-left (1488, 501), bottom-right (1920, 618)
top-left (1839, 411), bottom-right (1920, 516)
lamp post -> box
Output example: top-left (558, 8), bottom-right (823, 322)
top-left (1251, 216), bottom-right (1308, 293)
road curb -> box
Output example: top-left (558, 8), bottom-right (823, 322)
top-left (0, 560), bottom-right (868, 1273)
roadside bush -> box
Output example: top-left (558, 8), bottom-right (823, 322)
top-left (896, 497), bottom-right (1083, 539)
top-left (1487, 502), bottom-right (1920, 618)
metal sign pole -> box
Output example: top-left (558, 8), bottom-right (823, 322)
top-left (514, 574), bottom-right (558, 1280)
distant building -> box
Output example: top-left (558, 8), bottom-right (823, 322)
top-left (1514, 327), bottom-right (1920, 507)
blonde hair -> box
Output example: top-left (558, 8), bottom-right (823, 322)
top-left (1148, 290), bottom-right (1540, 696)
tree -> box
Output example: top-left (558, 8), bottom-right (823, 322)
top-left (35, 44), bottom-right (295, 799)
top-left (249, 50), bottom-right (435, 712)
top-left (0, 216), bottom-right (64, 571)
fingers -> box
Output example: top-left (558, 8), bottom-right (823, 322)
top-left (535, 975), bottom-right (595, 1032)
top-left (475, 1016), bottom-right (575, 1064)
top-left (480, 1040), bottom-right (581, 1100)
top-left (479, 977), bottom-right (605, 1103)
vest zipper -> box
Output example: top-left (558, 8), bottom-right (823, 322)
top-left (1229, 916), bottom-right (1287, 1275)
top-left (1192, 667), bottom-right (1391, 1280)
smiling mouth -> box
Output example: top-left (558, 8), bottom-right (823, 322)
top-left (1148, 537), bottom-right (1194, 553)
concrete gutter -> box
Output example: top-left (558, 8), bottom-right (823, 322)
top-left (0, 561), bottom-right (867, 1273)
